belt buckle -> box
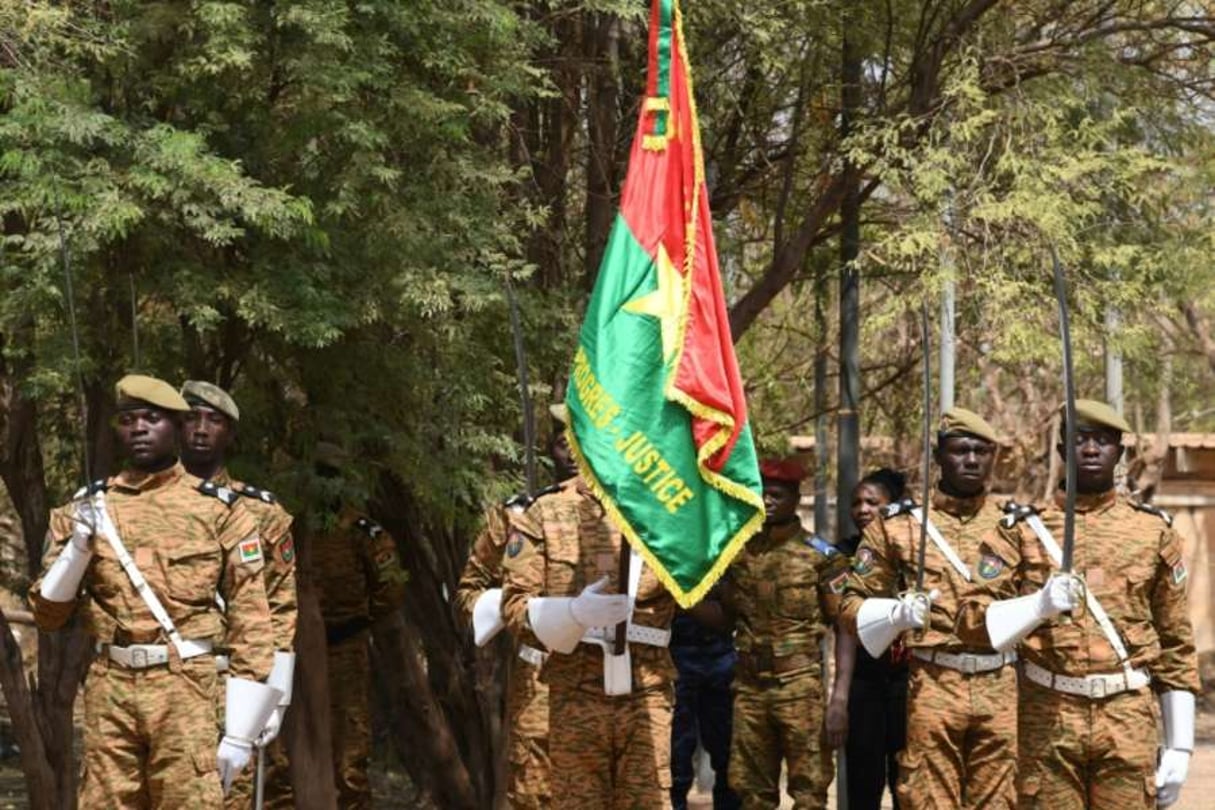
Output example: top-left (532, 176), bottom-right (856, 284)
top-left (961, 655), bottom-right (978, 675)
top-left (130, 647), bottom-right (149, 668)
top-left (1088, 677), bottom-right (1107, 699)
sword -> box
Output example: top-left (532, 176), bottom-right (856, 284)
top-left (253, 744), bottom-right (265, 809)
top-left (916, 301), bottom-right (931, 594)
top-left (504, 273), bottom-right (537, 496)
top-left (1051, 247), bottom-right (1084, 620)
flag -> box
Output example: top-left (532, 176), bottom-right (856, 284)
top-left (565, 0), bottom-right (763, 608)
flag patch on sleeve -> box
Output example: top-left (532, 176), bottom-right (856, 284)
top-left (1171, 561), bottom-right (1188, 586)
top-left (239, 539), bottom-right (263, 564)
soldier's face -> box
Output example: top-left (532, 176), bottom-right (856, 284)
top-left (1058, 428), bottom-right (1121, 493)
top-left (114, 406), bottom-right (178, 470)
top-left (549, 428), bottom-right (577, 482)
top-left (762, 479), bottom-right (800, 526)
top-left (851, 482), bottom-right (890, 531)
top-left (935, 435), bottom-right (995, 497)
top-left (181, 406), bottom-right (234, 466)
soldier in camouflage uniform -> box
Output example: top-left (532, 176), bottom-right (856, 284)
top-left (180, 380), bottom-right (299, 809)
top-left (841, 407), bottom-right (1018, 809)
top-left (978, 400), bottom-right (1199, 809)
top-left (724, 458), bottom-right (848, 810)
top-left (501, 473), bottom-right (675, 810)
top-left (455, 404), bottom-right (578, 809)
top-left (30, 375), bottom-right (277, 807)
top-left (311, 442), bottom-right (408, 810)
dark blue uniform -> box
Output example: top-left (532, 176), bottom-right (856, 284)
top-left (669, 612), bottom-right (740, 809)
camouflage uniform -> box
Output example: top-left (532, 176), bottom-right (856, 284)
top-left (214, 471), bottom-right (298, 810)
top-left (456, 498), bottom-right (551, 809)
top-left (841, 491), bottom-right (1018, 809)
top-left (313, 507), bottom-right (408, 810)
top-left (501, 477), bottom-right (677, 810)
top-left (725, 521), bottom-right (848, 810)
top-left (31, 463), bottom-right (275, 808)
top-left (996, 491), bottom-right (1199, 809)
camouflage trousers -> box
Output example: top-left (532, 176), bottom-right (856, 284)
top-left (896, 657), bottom-right (1017, 809)
top-left (223, 733), bottom-right (292, 810)
top-left (730, 670), bottom-right (832, 810)
top-left (548, 679), bottom-right (674, 810)
top-left (506, 653), bottom-right (550, 809)
top-left (80, 654), bottom-right (223, 809)
top-left (1017, 677), bottom-right (1158, 809)
top-left (329, 634), bottom-right (372, 810)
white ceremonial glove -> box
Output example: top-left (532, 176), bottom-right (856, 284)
top-left (40, 498), bottom-right (99, 601)
top-left (255, 651), bottom-right (295, 746)
top-left (569, 576), bottom-right (633, 628)
top-left (891, 589), bottom-right (939, 631)
top-left (216, 736), bottom-right (252, 794)
top-left (256, 707), bottom-right (283, 747)
top-left (1038, 573), bottom-right (1082, 618)
top-left (1156, 749), bottom-right (1190, 807)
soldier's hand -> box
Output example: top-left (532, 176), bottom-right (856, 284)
top-left (216, 736), bottom-right (253, 794)
top-left (892, 589), bottom-right (938, 630)
top-left (70, 498), bottom-right (100, 551)
top-left (1038, 573), bottom-right (1082, 618)
top-left (570, 576), bottom-right (633, 628)
top-left (825, 695), bottom-right (849, 748)
top-left (256, 707), bottom-right (284, 747)
top-left (1155, 748), bottom-right (1190, 807)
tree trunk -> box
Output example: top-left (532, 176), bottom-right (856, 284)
top-left (283, 561), bottom-right (337, 810)
top-left (583, 11), bottom-right (622, 290)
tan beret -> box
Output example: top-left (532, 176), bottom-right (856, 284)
top-left (181, 380), bottom-right (240, 422)
top-left (115, 374), bottom-right (190, 412)
top-left (939, 407), bottom-right (999, 444)
top-left (1065, 399), bottom-right (1132, 434)
top-left (549, 403), bottom-right (568, 426)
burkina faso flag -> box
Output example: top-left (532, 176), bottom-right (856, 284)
top-left (565, 0), bottom-right (763, 607)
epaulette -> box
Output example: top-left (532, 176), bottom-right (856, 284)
top-left (197, 480), bottom-right (238, 507)
top-left (1000, 500), bottom-right (1037, 528)
top-left (1131, 500), bottom-right (1173, 527)
top-left (805, 534), bottom-right (840, 557)
top-left (72, 479), bottom-right (109, 499)
top-left (355, 517), bottom-right (384, 538)
top-left (234, 483), bottom-right (277, 505)
top-left (881, 499), bottom-right (915, 519)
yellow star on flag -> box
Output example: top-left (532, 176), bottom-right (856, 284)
top-left (622, 244), bottom-right (686, 361)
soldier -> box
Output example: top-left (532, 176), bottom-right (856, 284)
top-left (310, 442), bottom-right (408, 810)
top-left (179, 380), bottom-right (298, 809)
top-left (29, 374), bottom-right (279, 807)
top-left (500, 462), bottom-right (675, 809)
top-left (724, 458), bottom-right (848, 810)
top-left (980, 400), bottom-right (1199, 809)
top-left (840, 407), bottom-right (1018, 809)
top-left (454, 403), bottom-right (578, 809)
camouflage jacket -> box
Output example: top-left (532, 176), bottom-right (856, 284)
top-left (31, 463), bottom-right (274, 681)
top-left (312, 506), bottom-right (407, 631)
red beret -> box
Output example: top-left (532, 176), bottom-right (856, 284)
top-left (759, 458), bottom-right (807, 484)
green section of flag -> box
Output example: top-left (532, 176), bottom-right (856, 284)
top-left (567, 213), bottom-right (761, 601)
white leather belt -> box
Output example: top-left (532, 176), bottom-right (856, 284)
top-left (215, 654), bottom-right (231, 672)
top-left (98, 639), bottom-right (213, 670)
top-left (582, 624), bottom-right (671, 648)
top-left (913, 648), bottom-right (1015, 674)
top-left (1023, 659), bottom-right (1150, 699)
top-left (518, 644), bottom-right (546, 668)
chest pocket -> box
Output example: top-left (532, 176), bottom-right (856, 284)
top-left (161, 541), bottom-right (223, 607)
top-left (545, 506), bottom-right (585, 595)
top-left (777, 562), bottom-right (820, 620)
top-left (1117, 555), bottom-right (1156, 606)
top-left (88, 539), bottom-right (126, 601)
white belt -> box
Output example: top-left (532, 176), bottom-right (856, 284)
top-left (582, 623), bottom-right (671, 649)
top-left (913, 648), bottom-right (1015, 674)
top-left (1023, 660), bottom-right (1150, 699)
top-left (518, 644), bottom-right (546, 668)
top-left (215, 654), bottom-right (231, 672)
top-left (99, 639), bottom-right (213, 670)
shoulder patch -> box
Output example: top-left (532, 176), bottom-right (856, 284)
top-left (977, 552), bottom-right (1006, 580)
top-left (198, 480), bottom-right (238, 507)
top-left (853, 546), bottom-right (876, 575)
top-left (72, 479), bottom-right (109, 499)
top-left (238, 537), bottom-right (263, 564)
top-left (234, 483), bottom-right (277, 504)
top-left (1131, 501), bottom-right (1173, 527)
top-left (355, 517), bottom-right (384, 538)
top-left (827, 569), bottom-right (850, 594)
top-left (882, 499), bottom-right (915, 519)
top-left (806, 534), bottom-right (840, 557)
top-left (1001, 500), bottom-right (1037, 529)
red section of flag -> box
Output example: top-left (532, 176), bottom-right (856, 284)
top-left (618, 2), bottom-right (746, 472)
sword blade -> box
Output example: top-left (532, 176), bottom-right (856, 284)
top-left (1051, 247), bottom-right (1077, 573)
top-left (917, 301), bottom-right (931, 593)
top-left (504, 275), bottom-right (537, 495)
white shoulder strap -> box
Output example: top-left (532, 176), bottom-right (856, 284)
top-left (93, 493), bottom-right (190, 658)
top-left (909, 507), bottom-right (972, 582)
top-left (1023, 514), bottom-right (1133, 672)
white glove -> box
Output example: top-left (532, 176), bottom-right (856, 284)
top-left (569, 576), bottom-right (633, 628)
top-left (1156, 749), bottom-right (1190, 807)
top-left (40, 499), bottom-right (99, 602)
top-left (70, 498), bottom-right (98, 550)
top-left (216, 736), bottom-right (252, 794)
top-left (1037, 573), bottom-right (1081, 618)
top-left (256, 707), bottom-right (283, 747)
top-left (891, 589), bottom-right (938, 631)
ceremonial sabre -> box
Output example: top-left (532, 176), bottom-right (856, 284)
top-left (253, 745), bottom-right (266, 810)
top-left (916, 301), bottom-right (931, 593)
top-left (504, 274), bottom-right (538, 496)
top-left (1051, 247), bottom-right (1078, 573)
